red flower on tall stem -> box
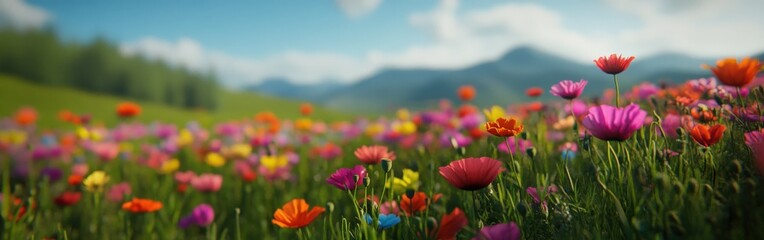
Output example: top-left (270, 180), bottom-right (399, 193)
top-left (594, 54), bottom-right (635, 75)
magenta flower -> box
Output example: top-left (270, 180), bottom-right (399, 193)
top-left (191, 174), bottom-right (223, 193)
top-left (326, 165), bottom-right (367, 190)
top-left (179, 204), bottom-right (215, 228)
top-left (472, 222), bottom-right (521, 240)
top-left (659, 114), bottom-right (681, 138)
top-left (744, 129), bottom-right (764, 175)
top-left (550, 79), bottom-right (588, 100)
top-left (582, 104), bottom-right (647, 141)
top-left (497, 137), bottom-right (532, 154)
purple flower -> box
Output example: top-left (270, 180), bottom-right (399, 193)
top-left (582, 104), bottom-right (647, 141)
top-left (179, 204), bottom-right (215, 228)
top-left (550, 79), bottom-right (588, 100)
top-left (473, 222), bottom-right (521, 240)
top-left (439, 131), bottom-right (472, 148)
top-left (633, 82), bottom-right (660, 100)
top-left (497, 137), bottom-right (532, 154)
top-left (565, 100), bottom-right (588, 117)
top-left (460, 113), bottom-right (483, 129)
top-left (688, 78), bottom-right (717, 92)
top-left (326, 165), bottom-right (367, 190)
top-left (40, 167), bottom-right (63, 182)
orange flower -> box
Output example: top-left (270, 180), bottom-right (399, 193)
top-left (690, 105), bottom-right (717, 123)
top-left (400, 192), bottom-right (441, 216)
top-left (689, 124), bottom-right (726, 147)
top-left (457, 85), bottom-right (476, 101)
top-left (272, 199), bottom-right (325, 228)
top-left (14, 107), bottom-right (37, 126)
top-left (457, 104), bottom-right (478, 118)
top-left (300, 103), bottom-right (313, 116)
top-left (484, 117), bottom-right (524, 137)
top-left (706, 58), bottom-right (762, 87)
top-left (67, 174), bottom-right (83, 186)
top-left (116, 102), bottom-right (141, 118)
top-left (526, 87), bottom-right (543, 97)
top-left (121, 198), bottom-right (163, 213)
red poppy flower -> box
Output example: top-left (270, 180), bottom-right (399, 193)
top-left (14, 107), bottom-right (37, 126)
top-left (116, 102), bottom-right (141, 118)
top-left (525, 87), bottom-right (543, 97)
top-left (457, 85), bottom-right (476, 101)
top-left (457, 104), bottom-right (478, 118)
top-left (485, 117), bottom-right (524, 137)
top-left (706, 58), bottom-right (762, 87)
top-left (54, 192), bottom-right (82, 207)
top-left (689, 124), bottom-right (726, 147)
top-left (433, 208), bottom-right (468, 240)
top-left (400, 192), bottom-right (442, 216)
top-left (439, 157), bottom-right (503, 191)
top-left (594, 54), bottom-right (635, 75)
top-left (354, 145), bottom-right (396, 165)
top-left (299, 103), bottom-right (314, 116)
top-left (67, 174), bottom-right (83, 186)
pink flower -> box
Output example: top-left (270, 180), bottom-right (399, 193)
top-left (594, 54), bottom-right (635, 75)
top-left (354, 145), bottom-right (396, 165)
top-left (550, 79), bottom-right (588, 100)
top-left (744, 129), bottom-right (764, 175)
top-left (106, 182), bottom-right (132, 202)
top-left (497, 137), bottom-right (532, 155)
top-left (380, 201), bottom-right (400, 215)
top-left (89, 142), bottom-right (120, 161)
top-left (191, 174), bottom-right (223, 193)
top-left (582, 104), bottom-right (647, 141)
top-left (174, 171), bottom-right (197, 184)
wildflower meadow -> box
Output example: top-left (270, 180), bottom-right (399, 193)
top-left (2, 54), bottom-right (764, 240)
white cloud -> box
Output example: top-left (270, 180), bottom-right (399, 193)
top-left (0, 0), bottom-right (50, 29)
top-left (120, 0), bottom-right (764, 86)
top-left (336, 0), bottom-right (381, 18)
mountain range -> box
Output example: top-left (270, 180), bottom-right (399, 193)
top-left (247, 46), bottom-right (762, 112)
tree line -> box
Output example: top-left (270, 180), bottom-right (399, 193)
top-left (0, 28), bottom-right (219, 110)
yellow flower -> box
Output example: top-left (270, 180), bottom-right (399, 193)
top-left (159, 159), bottom-right (180, 174)
top-left (0, 130), bottom-right (27, 145)
top-left (386, 168), bottom-right (420, 193)
top-left (226, 144), bottom-right (252, 159)
top-left (392, 121), bottom-right (417, 135)
top-left (483, 105), bottom-right (506, 122)
top-left (83, 171), bottom-right (110, 192)
top-left (365, 123), bottom-right (384, 136)
top-left (176, 129), bottom-right (194, 146)
top-left (76, 126), bottom-right (90, 140)
top-left (260, 155), bottom-right (289, 172)
top-left (295, 118), bottom-right (313, 132)
top-left (553, 116), bottom-right (576, 130)
top-left (205, 152), bottom-right (226, 167)
top-left (397, 108), bottom-right (410, 121)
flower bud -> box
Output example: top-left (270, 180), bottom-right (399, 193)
top-left (686, 179), bottom-right (699, 195)
top-left (730, 180), bottom-right (740, 194)
top-left (405, 189), bottom-right (415, 199)
top-left (520, 132), bottom-right (528, 140)
top-left (731, 160), bottom-right (742, 175)
top-left (703, 184), bottom-right (713, 194)
top-left (525, 147), bottom-right (537, 158)
top-left (381, 159), bottom-right (393, 173)
top-left (363, 176), bottom-right (371, 187)
top-left (326, 202), bottom-right (335, 213)
top-left (353, 174), bottom-right (360, 183)
top-left (676, 128), bottom-right (685, 138)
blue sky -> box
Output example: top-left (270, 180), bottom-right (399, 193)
top-left (3, 0), bottom-right (764, 86)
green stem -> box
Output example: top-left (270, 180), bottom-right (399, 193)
top-left (613, 74), bottom-right (621, 107)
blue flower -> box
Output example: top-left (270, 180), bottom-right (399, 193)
top-left (561, 150), bottom-right (575, 161)
top-left (365, 213), bottom-right (401, 230)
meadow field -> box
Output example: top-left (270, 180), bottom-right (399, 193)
top-left (1, 55), bottom-right (763, 240)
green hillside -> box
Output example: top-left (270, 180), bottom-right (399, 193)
top-left (0, 75), bottom-right (351, 129)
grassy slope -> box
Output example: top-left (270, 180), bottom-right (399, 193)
top-left (0, 75), bottom-right (352, 129)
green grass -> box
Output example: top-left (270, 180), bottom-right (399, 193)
top-left (0, 75), bottom-right (352, 129)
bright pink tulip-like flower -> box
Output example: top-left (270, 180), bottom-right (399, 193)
top-left (582, 104), bottom-right (647, 141)
top-left (191, 174), bottom-right (223, 193)
top-left (550, 79), bottom-right (588, 100)
top-left (439, 157), bottom-right (503, 191)
top-left (354, 145), bottom-right (396, 165)
top-left (106, 182), bottom-right (132, 202)
top-left (326, 165), bottom-right (367, 190)
top-left (179, 204), bottom-right (215, 228)
top-left (744, 129), bottom-right (764, 175)
top-left (594, 54), bottom-right (635, 75)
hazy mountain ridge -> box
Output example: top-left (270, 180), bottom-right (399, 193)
top-left (249, 46), bottom-right (760, 112)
